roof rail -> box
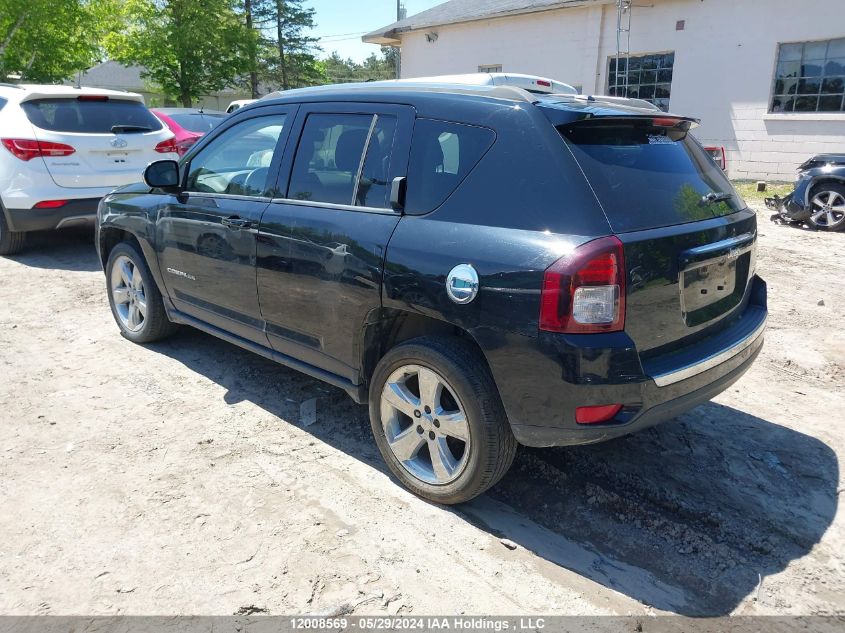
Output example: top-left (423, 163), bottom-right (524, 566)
top-left (0, 82), bottom-right (24, 89)
top-left (263, 80), bottom-right (539, 103)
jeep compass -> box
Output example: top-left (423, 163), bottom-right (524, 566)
top-left (96, 81), bottom-right (767, 504)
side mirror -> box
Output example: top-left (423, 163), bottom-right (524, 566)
top-left (390, 176), bottom-right (406, 212)
top-left (144, 160), bottom-right (181, 191)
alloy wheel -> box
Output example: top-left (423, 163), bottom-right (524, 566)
top-left (380, 364), bottom-right (471, 485)
top-left (110, 255), bottom-right (147, 332)
top-left (809, 190), bottom-right (845, 229)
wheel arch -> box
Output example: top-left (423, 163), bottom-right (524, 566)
top-left (98, 224), bottom-right (170, 305)
top-left (806, 175), bottom-right (845, 205)
top-left (359, 308), bottom-right (496, 394)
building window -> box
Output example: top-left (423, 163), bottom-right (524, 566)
top-left (607, 52), bottom-right (674, 111)
top-left (478, 64), bottom-right (502, 73)
top-left (771, 38), bottom-right (845, 113)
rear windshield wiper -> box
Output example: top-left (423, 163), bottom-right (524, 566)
top-left (700, 191), bottom-right (733, 206)
top-left (111, 124), bottom-right (152, 133)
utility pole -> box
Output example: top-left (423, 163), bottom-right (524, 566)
top-left (394, 0), bottom-right (403, 79)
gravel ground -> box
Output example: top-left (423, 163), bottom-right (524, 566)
top-left (0, 203), bottom-right (843, 617)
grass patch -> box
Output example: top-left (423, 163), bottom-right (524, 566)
top-left (732, 180), bottom-right (793, 205)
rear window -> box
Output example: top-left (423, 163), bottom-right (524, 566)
top-left (405, 119), bottom-right (495, 214)
top-left (559, 120), bottom-right (745, 232)
top-left (168, 112), bottom-right (225, 134)
top-left (21, 98), bottom-right (163, 133)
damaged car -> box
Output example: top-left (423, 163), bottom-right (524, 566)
top-left (766, 153), bottom-right (845, 231)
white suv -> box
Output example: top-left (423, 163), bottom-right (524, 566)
top-left (0, 84), bottom-right (178, 255)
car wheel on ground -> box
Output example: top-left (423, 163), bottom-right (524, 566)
top-left (105, 242), bottom-right (175, 344)
top-left (369, 337), bottom-right (517, 505)
top-left (0, 210), bottom-right (26, 255)
top-left (808, 183), bottom-right (845, 231)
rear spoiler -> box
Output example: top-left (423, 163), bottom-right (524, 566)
top-left (536, 96), bottom-right (700, 129)
top-left (19, 89), bottom-right (145, 104)
top-left (539, 106), bottom-right (700, 131)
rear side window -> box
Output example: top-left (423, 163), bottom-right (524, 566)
top-left (287, 112), bottom-right (398, 209)
top-left (0, 97), bottom-right (6, 112)
top-left (405, 119), bottom-right (495, 214)
top-left (168, 113), bottom-right (225, 134)
top-left (559, 120), bottom-right (745, 232)
top-left (289, 113), bottom-right (371, 205)
top-left (357, 115), bottom-right (397, 208)
top-left (21, 98), bottom-right (163, 133)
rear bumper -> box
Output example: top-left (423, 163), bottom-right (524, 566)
top-left (3, 198), bottom-right (101, 232)
top-left (765, 179), bottom-right (813, 221)
top-left (489, 276), bottom-right (768, 448)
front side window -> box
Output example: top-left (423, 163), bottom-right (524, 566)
top-left (186, 114), bottom-right (286, 197)
top-left (607, 52), bottom-right (675, 111)
top-left (21, 98), bottom-right (163, 133)
top-left (771, 38), bottom-right (845, 113)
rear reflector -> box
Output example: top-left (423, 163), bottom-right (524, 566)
top-left (1, 138), bottom-right (76, 161)
top-left (575, 404), bottom-right (623, 424)
top-left (154, 137), bottom-right (179, 154)
top-left (33, 200), bottom-right (68, 209)
top-left (539, 236), bottom-right (626, 333)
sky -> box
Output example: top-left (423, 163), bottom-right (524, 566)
top-left (307, 0), bottom-right (443, 62)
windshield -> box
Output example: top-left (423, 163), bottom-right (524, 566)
top-left (22, 98), bottom-right (162, 133)
top-left (168, 112), bottom-right (225, 134)
top-left (559, 120), bottom-right (745, 232)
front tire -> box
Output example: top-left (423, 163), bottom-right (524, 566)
top-left (807, 183), bottom-right (845, 231)
top-left (369, 336), bottom-right (517, 504)
top-left (0, 211), bottom-right (26, 256)
top-left (105, 241), bottom-right (175, 343)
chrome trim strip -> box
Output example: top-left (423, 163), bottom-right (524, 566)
top-left (56, 214), bottom-right (96, 229)
top-left (651, 318), bottom-right (766, 387)
top-left (685, 232), bottom-right (755, 258)
top-left (267, 197), bottom-right (397, 215)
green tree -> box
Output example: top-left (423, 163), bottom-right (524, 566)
top-left (258, 0), bottom-right (323, 90)
top-left (0, 0), bottom-right (116, 82)
top-left (105, 0), bottom-right (252, 106)
top-left (323, 48), bottom-right (396, 84)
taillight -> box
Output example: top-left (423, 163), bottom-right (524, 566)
top-left (154, 137), bottom-right (179, 154)
top-left (175, 137), bottom-right (198, 156)
top-left (33, 200), bottom-right (68, 209)
top-left (1, 138), bottom-right (76, 161)
top-left (539, 236), bottom-right (626, 333)
top-left (704, 146), bottom-right (727, 170)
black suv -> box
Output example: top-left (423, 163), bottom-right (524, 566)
top-left (96, 82), bottom-right (767, 504)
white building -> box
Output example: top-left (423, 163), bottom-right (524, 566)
top-left (364, 0), bottom-right (845, 180)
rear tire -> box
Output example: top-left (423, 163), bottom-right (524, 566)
top-left (807, 183), bottom-right (845, 231)
top-left (0, 211), bottom-right (26, 255)
top-left (369, 336), bottom-right (517, 504)
top-left (105, 241), bottom-right (176, 344)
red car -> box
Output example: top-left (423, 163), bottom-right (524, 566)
top-left (151, 108), bottom-right (227, 156)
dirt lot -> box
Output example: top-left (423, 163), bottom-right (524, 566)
top-left (1, 203), bottom-right (843, 618)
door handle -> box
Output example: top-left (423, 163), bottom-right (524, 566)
top-left (222, 216), bottom-right (253, 230)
